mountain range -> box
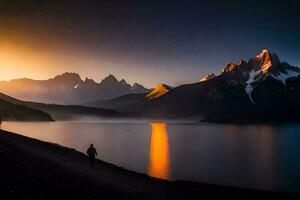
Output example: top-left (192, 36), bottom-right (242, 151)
top-left (85, 49), bottom-right (300, 122)
top-left (0, 73), bottom-right (150, 104)
top-left (1, 49), bottom-right (300, 122)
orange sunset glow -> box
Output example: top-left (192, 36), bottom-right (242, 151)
top-left (0, 1), bottom-right (299, 198)
top-left (0, 39), bottom-right (65, 81)
top-left (148, 122), bottom-right (170, 179)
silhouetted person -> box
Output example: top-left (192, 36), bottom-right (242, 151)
top-left (86, 144), bottom-right (97, 169)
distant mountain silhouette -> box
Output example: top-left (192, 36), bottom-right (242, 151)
top-left (0, 73), bottom-right (150, 104)
top-left (85, 49), bottom-right (300, 122)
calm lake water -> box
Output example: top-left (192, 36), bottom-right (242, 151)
top-left (1, 120), bottom-right (300, 193)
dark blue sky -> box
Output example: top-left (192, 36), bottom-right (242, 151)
top-left (0, 0), bottom-right (299, 86)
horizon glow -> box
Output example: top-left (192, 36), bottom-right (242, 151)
top-left (0, 1), bottom-right (299, 88)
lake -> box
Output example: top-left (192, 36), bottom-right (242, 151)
top-left (1, 120), bottom-right (300, 193)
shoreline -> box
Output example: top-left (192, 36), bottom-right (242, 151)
top-left (0, 129), bottom-right (298, 200)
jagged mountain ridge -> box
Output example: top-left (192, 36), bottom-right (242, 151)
top-left (164, 49), bottom-right (300, 121)
top-left (0, 73), bottom-right (150, 104)
top-left (219, 49), bottom-right (300, 103)
top-left (85, 49), bottom-right (300, 122)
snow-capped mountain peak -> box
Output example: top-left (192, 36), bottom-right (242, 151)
top-left (244, 50), bottom-right (299, 103)
top-left (219, 49), bottom-right (300, 104)
top-left (249, 49), bottom-right (280, 74)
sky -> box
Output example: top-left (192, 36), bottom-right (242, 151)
top-left (0, 0), bottom-right (300, 87)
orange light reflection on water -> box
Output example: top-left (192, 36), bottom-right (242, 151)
top-left (148, 123), bottom-right (170, 179)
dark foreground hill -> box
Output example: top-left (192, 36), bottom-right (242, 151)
top-left (0, 130), bottom-right (297, 200)
top-left (0, 98), bottom-right (53, 121)
top-left (0, 93), bottom-right (118, 120)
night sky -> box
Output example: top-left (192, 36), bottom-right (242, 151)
top-left (0, 0), bottom-right (299, 87)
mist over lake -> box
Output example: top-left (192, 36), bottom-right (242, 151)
top-left (2, 120), bottom-right (299, 193)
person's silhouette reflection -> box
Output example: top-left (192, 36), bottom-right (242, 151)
top-left (86, 144), bottom-right (97, 169)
